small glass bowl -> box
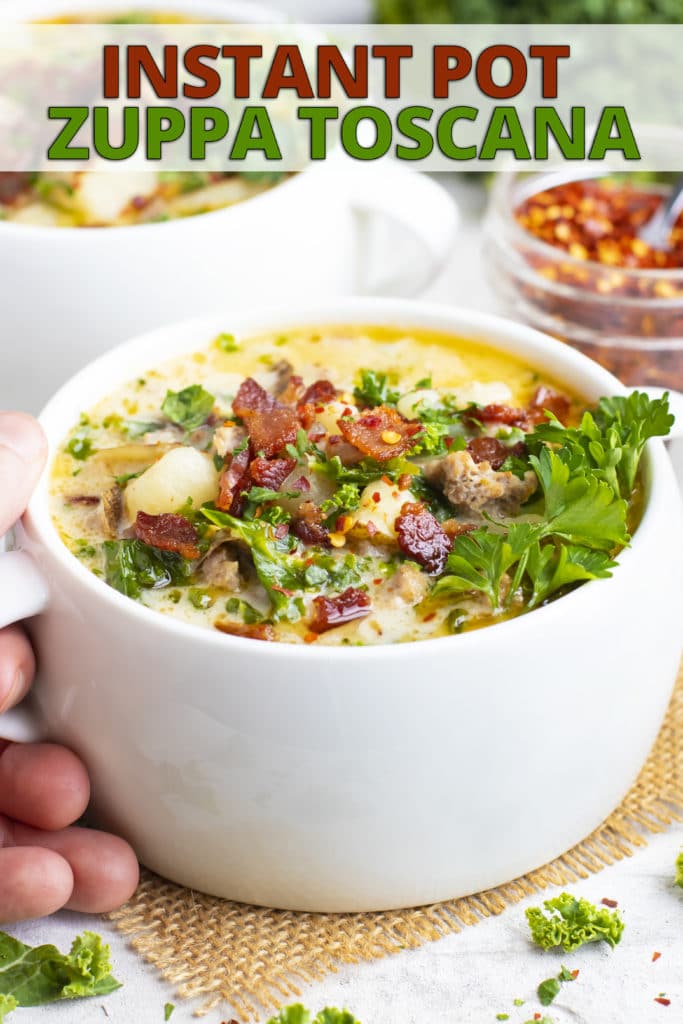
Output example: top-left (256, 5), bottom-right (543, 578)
top-left (484, 170), bottom-right (683, 389)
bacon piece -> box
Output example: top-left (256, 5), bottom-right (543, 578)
top-left (134, 511), bottom-right (200, 560)
top-left (249, 457), bottom-right (296, 490)
top-left (309, 587), bottom-right (372, 633)
top-left (292, 519), bottom-right (331, 547)
top-left (233, 377), bottom-right (273, 416)
top-left (467, 436), bottom-right (526, 470)
top-left (464, 403), bottom-right (528, 429)
top-left (233, 377), bottom-right (300, 459)
top-left (337, 406), bottom-right (423, 461)
top-left (278, 374), bottom-right (305, 405)
top-left (217, 445), bottom-right (251, 515)
top-left (527, 385), bottom-right (571, 425)
top-left (0, 172), bottom-right (31, 205)
top-left (215, 621), bottom-right (275, 642)
top-left (442, 519), bottom-right (477, 540)
top-left (292, 500), bottom-right (330, 547)
top-left (300, 379), bottom-right (337, 406)
top-left (395, 501), bottom-right (452, 575)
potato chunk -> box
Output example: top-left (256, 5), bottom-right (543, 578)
top-left (125, 447), bottom-right (219, 521)
top-left (351, 477), bottom-right (414, 541)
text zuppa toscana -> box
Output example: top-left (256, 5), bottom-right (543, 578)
top-left (49, 325), bottom-right (673, 645)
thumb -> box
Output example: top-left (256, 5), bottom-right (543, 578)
top-left (0, 413), bottom-right (47, 535)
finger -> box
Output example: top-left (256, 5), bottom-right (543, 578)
top-left (0, 412), bottom-right (47, 534)
top-left (0, 625), bottom-right (35, 713)
top-left (8, 822), bottom-right (139, 914)
top-left (0, 846), bottom-right (73, 923)
top-left (0, 742), bottom-right (90, 830)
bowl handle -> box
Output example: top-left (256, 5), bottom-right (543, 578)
top-left (346, 162), bottom-right (458, 297)
top-left (0, 547), bottom-right (49, 743)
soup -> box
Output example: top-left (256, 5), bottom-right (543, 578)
top-left (50, 325), bottom-right (669, 645)
top-left (0, 171), bottom-right (285, 227)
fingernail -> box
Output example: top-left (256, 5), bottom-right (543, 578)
top-left (1, 670), bottom-right (24, 713)
top-left (0, 413), bottom-right (45, 466)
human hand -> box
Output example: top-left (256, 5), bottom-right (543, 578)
top-left (0, 412), bottom-right (139, 923)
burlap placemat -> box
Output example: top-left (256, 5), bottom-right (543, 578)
top-left (110, 661), bottom-right (683, 1020)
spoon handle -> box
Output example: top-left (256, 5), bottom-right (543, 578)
top-left (638, 173), bottom-right (683, 249)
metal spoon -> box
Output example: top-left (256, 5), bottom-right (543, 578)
top-left (637, 173), bottom-right (683, 250)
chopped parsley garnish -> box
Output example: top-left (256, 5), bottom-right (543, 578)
top-left (215, 332), bottom-right (239, 353)
top-left (161, 384), bottom-right (215, 431)
top-left (188, 588), bottom-right (214, 610)
top-left (225, 597), bottom-right (264, 624)
top-left (164, 1003), bottom-right (175, 1021)
top-left (66, 433), bottom-right (93, 461)
top-left (526, 892), bottom-right (624, 952)
top-left (122, 420), bottom-right (162, 439)
top-left (675, 851), bottom-right (683, 888)
top-left (353, 369), bottom-right (400, 408)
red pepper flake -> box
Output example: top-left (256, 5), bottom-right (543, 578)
top-left (601, 898), bottom-right (618, 908)
top-left (304, 631), bottom-right (319, 644)
top-left (653, 952), bottom-right (662, 962)
top-left (372, 491), bottom-right (381, 503)
top-left (571, 969), bottom-right (579, 979)
top-left (381, 474), bottom-right (392, 486)
top-left (423, 611), bottom-right (437, 622)
top-left (373, 578), bottom-right (383, 585)
top-left (534, 1014), bottom-right (542, 1020)
top-left (654, 998), bottom-right (671, 1007)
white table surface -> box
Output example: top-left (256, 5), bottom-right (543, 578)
top-left (7, 172), bottom-right (683, 1024)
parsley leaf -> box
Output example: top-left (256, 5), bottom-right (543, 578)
top-left (676, 850), bottom-right (683, 888)
top-left (537, 978), bottom-right (561, 1007)
top-left (531, 390), bottom-right (673, 499)
top-left (433, 523), bottom-right (539, 609)
top-left (353, 369), bottom-right (400, 407)
top-left (530, 448), bottom-right (629, 551)
top-left (161, 385), bottom-right (215, 431)
top-left (0, 930), bottom-right (120, 1017)
top-left (526, 892), bottom-right (624, 952)
top-left (526, 542), bottom-right (617, 608)
top-left (164, 1003), bottom-right (175, 1020)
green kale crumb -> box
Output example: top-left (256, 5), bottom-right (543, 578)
top-left (526, 892), bottom-right (624, 952)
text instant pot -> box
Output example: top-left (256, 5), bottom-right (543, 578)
top-left (46, 40), bottom-right (640, 166)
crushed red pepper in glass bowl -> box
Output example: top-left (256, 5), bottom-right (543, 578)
top-left (485, 171), bottom-right (683, 389)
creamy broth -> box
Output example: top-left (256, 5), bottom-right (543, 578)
top-left (50, 324), bottom-right (652, 646)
